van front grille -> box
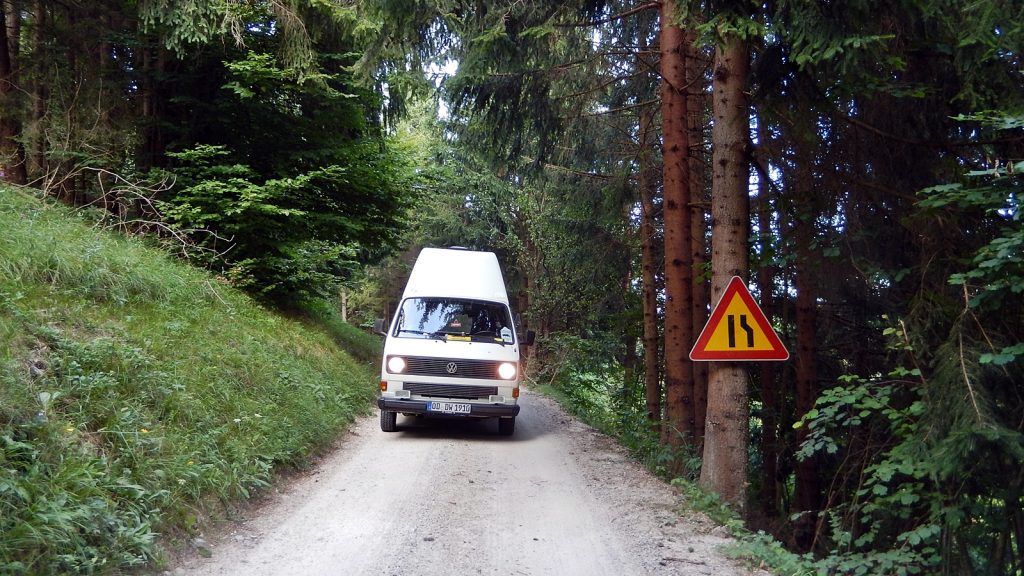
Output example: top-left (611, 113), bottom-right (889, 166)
top-left (404, 382), bottom-right (498, 400)
top-left (402, 356), bottom-right (505, 380)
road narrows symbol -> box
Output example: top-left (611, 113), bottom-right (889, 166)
top-left (690, 277), bottom-right (789, 361)
top-left (739, 315), bottom-right (754, 347)
top-left (726, 314), bottom-right (756, 348)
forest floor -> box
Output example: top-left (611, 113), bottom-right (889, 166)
top-left (167, 389), bottom-right (769, 576)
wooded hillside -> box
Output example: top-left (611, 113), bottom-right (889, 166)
top-left (2, 1), bottom-right (1022, 574)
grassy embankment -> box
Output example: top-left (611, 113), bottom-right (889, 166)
top-left (0, 187), bottom-right (381, 574)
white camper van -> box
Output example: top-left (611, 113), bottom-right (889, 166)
top-left (377, 247), bottom-right (533, 436)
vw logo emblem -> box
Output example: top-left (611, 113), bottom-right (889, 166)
top-left (446, 362), bottom-right (458, 374)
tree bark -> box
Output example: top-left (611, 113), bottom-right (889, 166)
top-left (755, 118), bottom-right (779, 516)
top-left (686, 29), bottom-right (708, 447)
top-left (699, 32), bottom-right (751, 508)
top-left (3, 0), bottom-right (17, 66)
top-left (137, 45), bottom-right (170, 170)
top-left (638, 105), bottom-right (661, 429)
top-left (659, 0), bottom-right (696, 456)
top-left (517, 211), bottom-right (540, 372)
top-left (793, 163), bottom-right (821, 549)
top-left (0, 2), bottom-right (27, 184)
top-left (620, 229), bottom-right (637, 406)
top-left (28, 0), bottom-right (47, 179)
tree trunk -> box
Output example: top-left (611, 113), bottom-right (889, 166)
top-left (3, 0), bottom-right (17, 65)
top-left (0, 2), bottom-right (27, 184)
top-left (793, 178), bottom-right (821, 550)
top-left (28, 0), bottom-right (47, 179)
top-left (639, 105), bottom-right (661, 428)
top-left (699, 32), bottom-right (751, 508)
top-left (659, 0), bottom-right (696, 455)
top-left (622, 332), bottom-right (638, 406)
top-left (137, 45), bottom-right (170, 170)
top-left (517, 210), bottom-right (542, 372)
top-left (755, 119), bottom-right (780, 516)
top-left (686, 30), bottom-right (708, 447)
top-left (620, 233), bottom-right (637, 406)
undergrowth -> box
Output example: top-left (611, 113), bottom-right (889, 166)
top-left (0, 187), bottom-right (378, 573)
top-left (533, 334), bottom-right (701, 480)
top-left (297, 299), bottom-right (383, 368)
top-left (533, 333), bottom-right (815, 575)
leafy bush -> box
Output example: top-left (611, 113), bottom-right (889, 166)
top-left (795, 375), bottom-right (940, 574)
top-left (534, 333), bottom-right (694, 477)
top-left (153, 140), bottom-right (407, 305)
top-left (536, 334), bottom-right (624, 432)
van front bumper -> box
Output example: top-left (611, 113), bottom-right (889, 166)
top-left (377, 397), bottom-right (520, 418)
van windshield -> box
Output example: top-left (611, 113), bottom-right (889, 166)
top-left (393, 298), bottom-right (515, 344)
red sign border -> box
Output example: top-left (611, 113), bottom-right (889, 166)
top-left (689, 276), bottom-right (789, 361)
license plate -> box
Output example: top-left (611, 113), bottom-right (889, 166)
top-left (427, 401), bottom-right (472, 414)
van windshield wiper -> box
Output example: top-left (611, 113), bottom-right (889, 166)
top-left (397, 329), bottom-right (446, 341)
top-left (468, 332), bottom-right (510, 346)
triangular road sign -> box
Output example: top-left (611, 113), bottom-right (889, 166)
top-left (690, 276), bottom-right (789, 361)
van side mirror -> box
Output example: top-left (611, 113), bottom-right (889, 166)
top-left (373, 318), bottom-right (388, 336)
top-left (523, 330), bottom-right (536, 346)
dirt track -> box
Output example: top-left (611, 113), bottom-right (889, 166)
top-left (172, 390), bottom-right (766, 576)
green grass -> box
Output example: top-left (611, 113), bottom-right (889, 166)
top-left (297, 299), bottom-right (383, 368)
top-left (0, 187), bottom-right (378, 574)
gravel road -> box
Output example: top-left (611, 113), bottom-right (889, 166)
top-left (172, 389), bottom-right (766, 576)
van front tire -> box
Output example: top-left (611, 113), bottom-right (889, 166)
top-left (498, 417), bottom-right (515, 436)
top-left (380, 409), bottom-right (398, 432)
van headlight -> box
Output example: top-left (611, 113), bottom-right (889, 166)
top-left (387, 356), bottom-right (407, 374)
top-left (498, 362), bottom-right (517, 380)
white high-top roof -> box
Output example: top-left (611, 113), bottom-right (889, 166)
top-left (402, 247), bottom-right (510, 305)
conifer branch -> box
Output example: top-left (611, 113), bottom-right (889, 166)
top-left (555, 2), bottom-right (660, 28)
top-left (959, 331), bottom-right (984, 422)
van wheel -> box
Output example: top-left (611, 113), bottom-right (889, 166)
top-left (380, 410), bottom-right (397, 432)
top-left (498, 417), bottom-right (515, 436)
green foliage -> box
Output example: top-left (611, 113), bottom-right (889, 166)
top-left (138, 0), bottom-right (225, 53)
top-left (795, 375), bottom-right (941, 573)
top-left (128, 3), bottom-right (413, 305)
top-left (732, 531), bottom-right (816, 576)
top-left (140, 0), bottom-right (351, 81)
top-left (0, 188), bottom-right (376, 572)
top-left (1, 430), bottom-right (160, 574)
top-left (794, 324), bottom-right (1024, 576)
top-left (497, 169), bottom-right (638, 343)
top-left (0, 198), bottom-right (171, 307)
top-left (794, 377), bottom-right (923, 459)
top-left (537, 334), bottom-right (623, 433)
top-left (672, 480), bottom-right (820, 575)
top-left (532, 332), bottom-right (696, 479)
top-left (920, 120), bottom-right (1023, 316)
top-left (298, 299), bottom-right (384, 367)
top-left (154, 143), bottom-right (408, 304)
top-left (406, 162), bottom-right (522, 256)
top-left (673, 479), bottom-right (746, 533)
top-left (765, 0), bottom-right (905, 82)
top-left (223, 52), bottom-right (298, 98)
top-left (918, 113), bottom-right (1024, 379)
